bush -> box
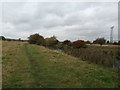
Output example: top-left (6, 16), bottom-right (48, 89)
top-left (36, 37), bottom-right (45, 46)
top-left (118, 41), bottom-right (120, 45)
top-left (85, 40), bottom-right (91, 44)
top-left (93, 38), bottom-right (106, 45)
top-left (28, 33), bottom-right (45, 45)
top-left (45, 36), bottom-right (58, 47)
top-left (56, 42), bottom-right (64, 49)
top-left (62, 40), bottom-right (72, 46)
top-left (72, 40), bottom-right (86, 48)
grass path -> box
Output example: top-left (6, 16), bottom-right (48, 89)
top-left (2, 41), bottom-right (119, 88)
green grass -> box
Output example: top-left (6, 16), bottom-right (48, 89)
top-left (2, 41), bottom-right (119, 88)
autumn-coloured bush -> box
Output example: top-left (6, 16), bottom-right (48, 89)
top-left (72, 40), bottom-right (86, 48)
top-left (28, 33), bottom-right (45, 45)
top-left (45, 36), bottom-right (59, 47)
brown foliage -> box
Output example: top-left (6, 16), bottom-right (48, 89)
top-left (45, 36), bottom-right (58, 47)
top-left (72, 40), bottom-right (86, 48)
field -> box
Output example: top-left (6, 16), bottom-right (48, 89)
top-left (2, 41), bottom-right (119, 88)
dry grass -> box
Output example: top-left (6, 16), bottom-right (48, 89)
top-left (62, 45), bottom-right (118, 67)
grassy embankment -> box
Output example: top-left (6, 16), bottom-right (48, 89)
top-left (2, 41), bottom-right (119, 88)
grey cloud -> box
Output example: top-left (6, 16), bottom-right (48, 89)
top-left (1, 2), bottom-right (118, 41)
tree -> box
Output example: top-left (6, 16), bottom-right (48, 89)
top-left (36, 37), bottom-right (45, 46)
top-left (0, 36), bottom-right (6, 40)
top-left (45, 36), bottom-right (58, 47)
top-left (28, 33), bottom-right (45, 45)
top-left (86, 40), bottom-right (91, 44)
top-left (18, 38), bottom-right (21, 41)
top-left (107, 41), bottom-right (109, 44)
top-left (113, 42), bottom-right (118, 45)
top-left (93, 38), bottom-right (106, 45)
top-left (118, 41), bottom-right (120, 45)
top-left (62, 40), bottom-right (72, 46)
top-left (72, 40), bottom-right (86, 48)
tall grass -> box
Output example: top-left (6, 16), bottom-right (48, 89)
top-left (60, 45), bottom-right (118, 68)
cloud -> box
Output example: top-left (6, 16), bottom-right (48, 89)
top-left (1, 2), bottom-right (118, 41)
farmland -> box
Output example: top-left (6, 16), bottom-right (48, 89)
top-left (2, 41), bottom-right (119, 88)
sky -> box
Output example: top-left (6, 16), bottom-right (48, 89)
top-left (1, 2), bottom-right (118, 41)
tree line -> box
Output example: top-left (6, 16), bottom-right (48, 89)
top-left (28, 33), bottom-right (87, 49)
top-left (0, 36), bottom-right (27, 42)
top-left (1, 35), bottom-right (120, 47)
top-left (27, 33), bottom-right (120, 49)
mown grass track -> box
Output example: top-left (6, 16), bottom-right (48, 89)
top-left (2, 41), bottom-right (119, 88)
